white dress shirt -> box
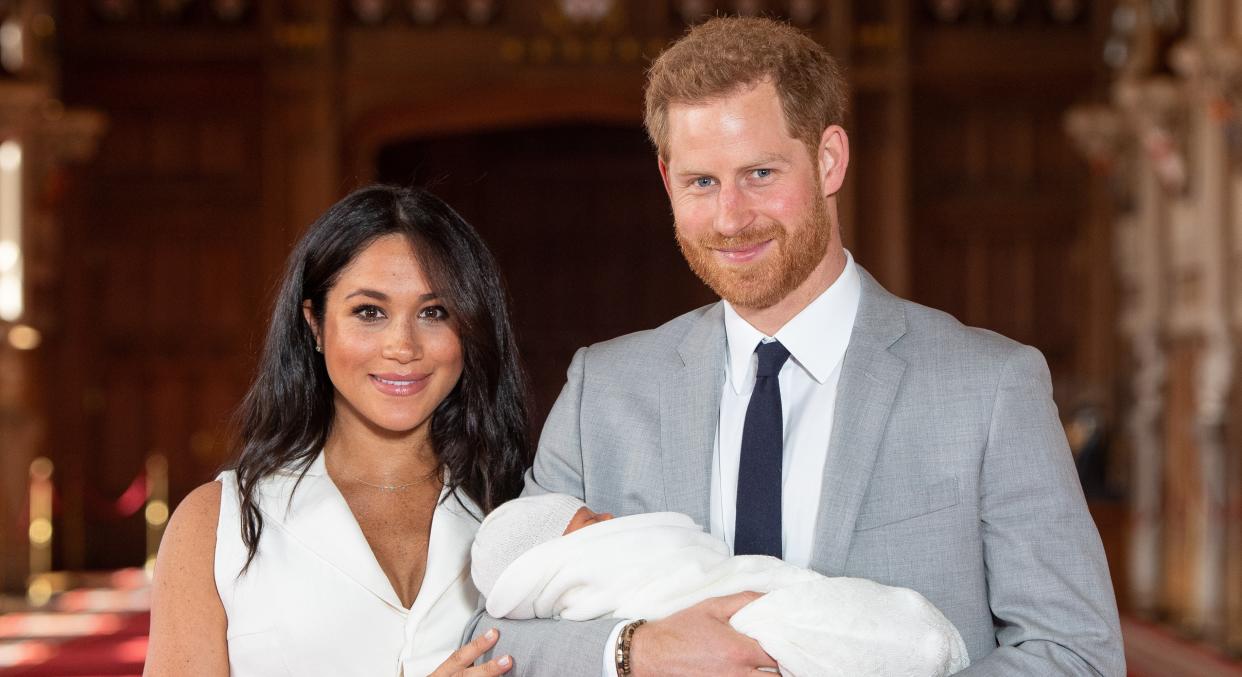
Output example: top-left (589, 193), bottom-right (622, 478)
top-left (711, 250), bottom-right (860, 567)
top-left (602, 251), bottom-right (861, 675)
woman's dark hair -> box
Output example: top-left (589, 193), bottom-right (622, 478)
top-left (230, 185), bottom-right (531, 567)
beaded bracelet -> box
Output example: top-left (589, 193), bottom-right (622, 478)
top-left (614, 619), bottom-right (647, 677)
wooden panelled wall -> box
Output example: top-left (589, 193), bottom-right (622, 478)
top-left (56, 67), bottom-right (266, 568)
top-left (910, 10), bottom-right (1113, 395)
top-left (40, 0), bottom-right (1117, 586)
top-left (54, 6), bottom-right (271, 572)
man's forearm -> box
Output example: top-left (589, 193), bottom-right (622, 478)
top-left (953, 640), bottom-right (1122, 676)
top-left (471, 613), bottom-right (619, 676)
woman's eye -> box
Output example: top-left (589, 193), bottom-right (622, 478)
top-left (419, 305), bottom-right (449, 321)
top-left (352, 305), bottom-right (385, 321)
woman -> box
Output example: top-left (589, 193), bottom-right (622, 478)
top-left (144, 186), bottom-right (528, 676)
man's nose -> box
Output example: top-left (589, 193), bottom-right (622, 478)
top-left (714, 182), bottom-right (754, 236)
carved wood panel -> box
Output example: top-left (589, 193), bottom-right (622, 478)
top-left (1228, 349), bottom-right (1242, 651)
top-left (1162, 335), bottom-right (1203, 631)
top-left (910, 85), bottom-right (1090, 387)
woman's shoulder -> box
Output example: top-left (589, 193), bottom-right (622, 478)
top-left (151, 480), bottom-right (224, 617)
top-left (163, 481), bottom-right (224, 560)
top-left (147, 480), bottom-right (229, 673)
top-left (179, 480), bottom-right (223, 515)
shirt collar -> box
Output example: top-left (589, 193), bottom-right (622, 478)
top-left (723, 250), bottom-right (861, 394)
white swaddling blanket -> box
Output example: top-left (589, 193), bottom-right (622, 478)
top-left (480, 511), bottom-right (970, 677)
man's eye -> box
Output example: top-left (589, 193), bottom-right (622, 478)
top-left (753, 168), bottom-right (772, 179)
top-left (419, 305), bottom-right (449, 321)
top-left (352, 305), bottom-right (385, 321)
top-left (694, 177), bottom-right (714, 188)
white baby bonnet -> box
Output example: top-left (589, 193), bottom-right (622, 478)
top-left (470, 493), bottom-right (586, 597)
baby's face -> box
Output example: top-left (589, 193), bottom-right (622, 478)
top-left (563, 506), bottom-right (614, 535)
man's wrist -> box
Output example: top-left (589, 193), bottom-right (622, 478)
top-left (600, 620), bottom-right (630, 677)
top-left (613, 619), bottom-right (647, 677)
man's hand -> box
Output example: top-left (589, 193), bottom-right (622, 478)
top-left (629, 592), bottom-right (776, 677)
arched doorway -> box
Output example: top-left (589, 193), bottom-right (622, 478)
top-left (376, 123), bottom-right (715, 425)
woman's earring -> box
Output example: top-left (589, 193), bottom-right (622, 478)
top-left (315, 343), bottom-right (323, 353)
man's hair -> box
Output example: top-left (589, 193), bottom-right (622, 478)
top-left (643, 16), bottom-right (848, 161)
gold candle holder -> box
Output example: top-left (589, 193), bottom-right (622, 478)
top-left (144, 453), bottom-right (169, 577)
top-left (27, 456), bottom-right (53, 606)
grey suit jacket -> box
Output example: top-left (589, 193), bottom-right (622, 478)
top-left (478, 268), bottom-right (1125, 676)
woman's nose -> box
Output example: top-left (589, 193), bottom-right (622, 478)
top-left (381, 322), bottom-right (420, 362)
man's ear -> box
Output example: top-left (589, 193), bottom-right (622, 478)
top-left (817, 125), bottom-right (850, 198)
top-left (301, 300), bottom-right (321, 348)
top-left (658, 157), bottom-right (673, 200)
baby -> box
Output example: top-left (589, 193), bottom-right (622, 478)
top-left (471, 494), bottom-right (970, 677)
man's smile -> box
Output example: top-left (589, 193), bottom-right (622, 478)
top-left (713, 239), bottom-right (773, 264)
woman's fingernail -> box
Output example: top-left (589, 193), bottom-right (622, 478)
top-left (485, 628), bottom-right (497, 640)
top-left (497, 655), bottom-right (511, 668)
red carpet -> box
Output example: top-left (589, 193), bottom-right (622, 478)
top-left (2, 571), bottom-right (1241, 675)
top-left (1122, 617), bottom-right (1242, 677)
top-left (0, 570), bottom-right (149, 677)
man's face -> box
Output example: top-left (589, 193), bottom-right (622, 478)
top-left (660, 80), bottom-right (836, 310)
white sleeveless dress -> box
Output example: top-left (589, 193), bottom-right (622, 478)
top-left (215, 453), bottom-right (482, 676)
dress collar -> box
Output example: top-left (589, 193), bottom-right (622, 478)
top-left (255, 452), bottom-right (481, 615)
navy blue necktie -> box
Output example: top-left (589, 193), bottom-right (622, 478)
top-left (734, 339), bottom-right (790, 558)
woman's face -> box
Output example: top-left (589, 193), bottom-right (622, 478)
top-left (305, 234), bottom-right (464, 438)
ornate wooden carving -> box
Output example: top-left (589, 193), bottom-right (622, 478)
top-left (1068, 0), bottom-right (1242, 649)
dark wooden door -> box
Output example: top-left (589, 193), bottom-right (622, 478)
top-left (377, 124), bottom-right (716, 425)
top-left (908, 10), bottom-right (1108, 397)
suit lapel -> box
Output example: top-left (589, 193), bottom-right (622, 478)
top-left (810, 269), bottom-right (908, 574)
top-left (660, 303), bottom-right (726, 528)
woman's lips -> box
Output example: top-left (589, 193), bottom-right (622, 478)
top-left (369, 373), bottom-right (430, 396)
top-left (714, 239), bottom-right (772, 264)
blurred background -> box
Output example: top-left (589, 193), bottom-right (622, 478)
top-left (0, 0), bottom-right (1238, 674)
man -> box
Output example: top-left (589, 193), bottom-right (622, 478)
top-left (478, 16), bottom-right (1124, 676)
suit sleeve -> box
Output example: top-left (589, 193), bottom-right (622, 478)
top-left (470, 348), bottom-right (620, 675)
top-left (522, 347), bottom-right (593, 499)
top-left (955, 345), bottom-right (1125, 676)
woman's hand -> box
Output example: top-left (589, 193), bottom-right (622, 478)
top-left (428, 628), bottom-right (513, 677)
